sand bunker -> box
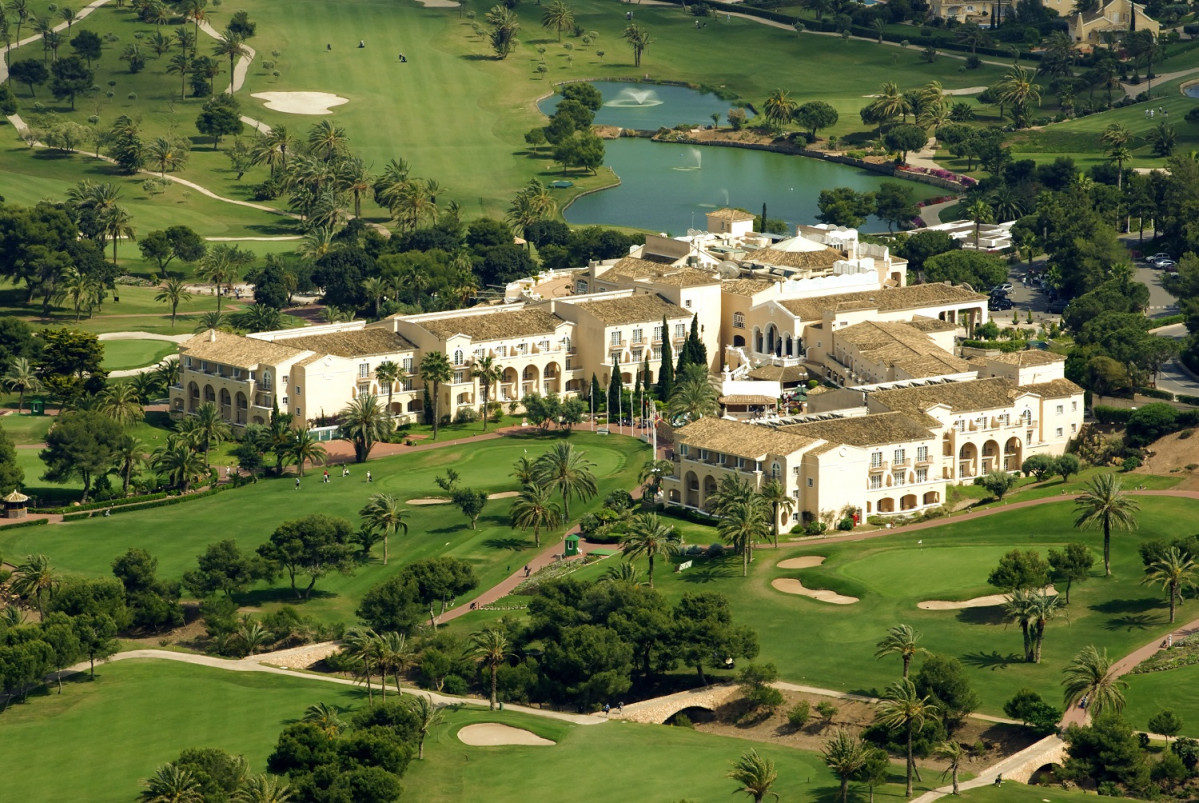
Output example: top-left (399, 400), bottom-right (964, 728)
top-left (251, 92), bottom-right (348, 115)
top-left (457, 723), bottom-right (555, 746)
top-left (771, 578), bottom-right (859, 605)
top-left (777, 556), bottom-right (827, 570)
top-left (408, 491), bottom-right (520, 506)
top-left (919, 585), bottom-right (1058, 610)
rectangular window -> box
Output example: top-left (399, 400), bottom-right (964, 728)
top-left (893, 471), bottom-right (906, 487)
top-left (1071, 423), bottom-right (1078, 433)
top-left (540, 340), bottom-right (549, 352)
top-left (1056, 405), bottom-right (1064, 415)
top-left (652, 347), bottom-right (662, 360)
top-left (733, 312), bottom-right (745, 329)
top-left (294, 407), bottom-right (300, 417)
top-left (1027, 428), bottom-right (1035, 444)
top-left (610, 351), bottom-right (622, 365)
top-left (402, 357), bottom-right (413, 373)
top-left (870, 451), bottom-right (883, 468)
top-left (700, 449), bottom-right (709, 461)
top-left (999, 413), bottom-right (1010, 427)
top-left (1072, 401), bottom-right (1078, 412)
top-left (454, 371), bottom-right (465, 384)
top-left (916, 446), bottom-right (928, 462)
top-left (893, 448), bottom-right (906, 464)
top-left (806, 478), bottom-right (813, 488)
top-left (956, 420), bottom-right (966, 432)
top-left (674, 323), bottom-right (686, 338)
top-left (869, 475), bottom-right (882, 490)
top-left (518, 343), bottom-right (528, 355)
top-left (685, 299), bottom-right (692, 308)
top-left (295, 386), bottom-right (301, 395)
top-left (610, 331), bottom-right (622, 346)
top-left (632, 328), bottom-right (643, 344)
top-left (680, 444), bottom-right (689, 456)
top-left (632, 348), bottom-right (643, 364)
top-left (282, 396), bottom-right (289, 406)
top-left (497, 346), bottom-right (508, 358)
top-left (916, 467), bottom-right (928, 483)
top-left (565, 357), bottom-right (573, 371)
top-left (653, 325), bottom-right (663, 341)
top-left (359, 363), bottom-right (369, 379)
top-left (1056, 427), bottom-right (1064, 438)
top-left (401, 378), bottom-right (413, 392)
top-left (575, 280), bottom-right (589, 294)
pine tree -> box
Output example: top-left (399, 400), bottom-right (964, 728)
top-left (686, 315), bottom-right (707, 369)
top-left (607, 365), bottom-right (622, 417)
top-left (656, 316), bottom-right (675, 400)
top-left (589, 373), bottom-right (603, 411)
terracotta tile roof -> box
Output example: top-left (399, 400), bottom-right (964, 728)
top-left (279, 329), bottom-right (416, 358)
top-left (837, 321), bottom-right (969, 379)
top-left (988, 350), bottom-right (1067, 367)
top-left (675, 416), bottom-right (817, 460)
top-left (779, 283), bottom-right (987, 322)
top-left (743, 245), bottom-right (843, 270)
top-left (906, 317), bottom-right (957, 333)
top-left (708, 207), bottom-right (756, 222)
top-left (747, 364), bottom-right (809, 383)
top-left (722, 278), bottom-right (776, 297)
top-left (605, 257), bottom-right (718, 287)
top-left (872, 377), bottom-right (1020, 414)
top-left (1021, 378), bottom-right (1084, 398)
top-left (181, 330), bottom-right (305, 369)
top-left (781, 411), bottom-right (938, 447)
top-left (417, 309), bottom-right (567, 341)
top-left (571, 294), bottom-right (691, 326)
top-left (652, 269), bottom-right (721, 287)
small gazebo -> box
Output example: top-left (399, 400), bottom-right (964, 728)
top-left (3, 490), bottom-right (30, 519)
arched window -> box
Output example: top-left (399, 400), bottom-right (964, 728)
top-left (771, 462), bottom-right (781, 478)
top-left (453, 349), bottom-right (464, 366)
top-left (261, 370), bottom-right (272, 390)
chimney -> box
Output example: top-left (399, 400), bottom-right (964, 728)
top-left (208, 328), bottom-right (217, 342)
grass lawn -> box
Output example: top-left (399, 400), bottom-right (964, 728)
top-left (2, 0), bottom-right (1009, 223)
top-left (959, 784), bottom-right (1124, 801)
top-left (1124, 665), bottom-right (1199, 738)
top-left (0, 660), bottom-right (362, 803)
top-left (0, 413), bottom-right (56, 445)
top-left (0, 431), bottom-right (647, 624)
top-left (557, 495), bottom-right (1199, 717)
top-left (2, 658), bottom-right (948, 803)
top-left (100, 339), bottom-right (177, 371)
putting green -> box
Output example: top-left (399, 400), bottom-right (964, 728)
top-left (100, 339), bottom-right (177, 372)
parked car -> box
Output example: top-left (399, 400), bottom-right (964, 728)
top-left (1156, 259), bottom-right (1177, 271)
top-left (1047, 298), bottom-right (1069, 314)
top-left (1148, 253), bottom-right (1172, 265)
top-left (990, 283), bottom-right (1014, 294)
top-left (989, 297), bottom-right (1013, 311)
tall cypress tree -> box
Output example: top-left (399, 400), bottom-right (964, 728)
top-left (589, 373), bottom-right (603, 411)
top-left (607, 365), bottom-right (622, 417)
top-left (686, 315), bottom-right (707, 369)
top-left (656, 316), bottom-right (675, 401)
top-left (641, 352), bottom-right (653, 401)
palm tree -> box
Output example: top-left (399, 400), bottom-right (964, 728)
top-left (622, 22), bottom-right (651, 68)
top-left (719, 497), bottom-right (772, 578)
top-left (360, 493), bottom-right (409, 565)
top-left (511, 455), bottom-right (536, 486)
top-left (140, 763), bottom-right (202, 803)
top-left (11, 554), bottom-right (60, 617)
top-left (874, 624), bottom-right (930, 680)
top-left (964, 199), bottom-right (993, 249)
top-left (709, 473), bottom-right (755, 517)
top-left (113, 434), bottom-right (145, 496)
top-left (152, 435), bottom-right (206, 492)
top-left (935, 740), bottom-right (965, 795)
top-left (533, 441), bottom-right (598, 523)
top-left (173, 25), bottom-right (197, 56)
top-left (996, 65), bottom-right (1041, 128)
top-left (667, 363), bottom-right (718, 421)
top-left (876, 678), bottom-right (940, 798)
top-left (342, 626), bottom-right (382, 704)
top-left (638, 458), bottom-right (674, 502)
top-left (232, 774), bottom-right (291, 803)
top-left (194, 311), bottom-right (230, 334)
top-left (250, 125), bottom-right (295, 177)
top-left (1142, 546), bottom-right (1197, 624)
top-left (191, 402), bottom-right (231, 466)
top-left (155, 278), bottom-right (192, 329)
top-left (1028, 591), bottom-right (1062, 663)
top-left (470, 355), bottom-right (502, 431)
top-left (822, 730), bottom-right (867, 803)
top-left (301, 702), bottom-right (345, 736)
top-left (146, 136), bottom-right (187, 177)
top-left (285, 428), bottom-right (326, 477)
top-left (377, 631), bottom-right (414, 696)
top-left (1003, 588), bottom-right (1038, 663)
top-left (602, 562), bottom-right (642, 585)
top-left (235, 620), bottom-right (273, 656)
top-left (198, 247), bottom-right (245, 313)
top-left (336, 394), bottom-right (392, 463)
top-left (510, 482), bottom-right (562, 549)
top-left (361, 276), bottom-right (388, 320)
top-left (419, 352), bottom-right (452, 440)
top-left (1074, 473), bottom-right (1139, 576)
top-left (235, 304), bottom-right (282, 334)
top-left (541, 0), bottom-right (574, 42)
top-left (758, 479), bottom-right (794, 548)
top-left (374, 361), bottom-right (401, 420)
top-left (868, 81), bottom-right (911, 126)
top-left (406, 695), bottom-right (444, 760)
top-left (7, 0), bottom-right (29, 51)
top-left (762, 88), bottom-right (798, 129)
top-left (1061, 644), bottom-right (1126, 716)
top-left (619, 513), bottom-right (679, 588)
top-left (470, 628), bottom-right (510, 711)
top-left (307, 119), bottom-right (349, 162)
top-left (3, 357), bottom-right (43, 414)
top-left (99, 382), bottom-right (144, 428)
top-left (102, 204), bottom-right (136, 266)
top-left (166, 52), bottom-right (193, 100)
top-left (212, 31), bottom-right (247, 94)
top-left (726, 749), bottom-right (780, 803)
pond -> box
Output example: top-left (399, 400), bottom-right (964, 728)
top-left (539, 81), bottom-right (743, 130)
top-left (562, 137), bottom-right (942, 234)
top-left (541, 82), bottom-right (941, 233)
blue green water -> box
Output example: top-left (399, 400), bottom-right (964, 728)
top-left (539, 81), bottom-right (742, 130)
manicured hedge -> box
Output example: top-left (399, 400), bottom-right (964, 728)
top-left (1136, 387), bottom-right (1175, 401)
top-left (1178, 394), bottom-right (1199, 407)
top-left (33, 492), bottom-right (171, 515)
top-left (1093, 406), bottom-right (1132, 425)
top-left (0, 517), bottom-right (50, 531)
top-left (961, 339), bottom-right (1028, 353)
top-left (60, 484), bottom-right (237, 521)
